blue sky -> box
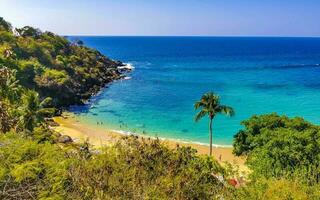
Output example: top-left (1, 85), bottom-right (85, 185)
top-left (0, 0), bottom-right (319, 36)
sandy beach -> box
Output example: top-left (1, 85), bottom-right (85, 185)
top-left (53, 113), bottom-right (248, 172)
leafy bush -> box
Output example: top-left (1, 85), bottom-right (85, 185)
top-left (0, 133), bottom-right (73, 199)
top-left (70, 136), bottom-right (227, 199)
top-left (235, 178), bottom-right (320, 200)
top-left (0, 134), bottom-right (231, 200)
top-left (233, 113), bottom-right (320, 182)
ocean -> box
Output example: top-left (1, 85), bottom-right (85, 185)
top-left (68, 36), bottom-right (320, 146)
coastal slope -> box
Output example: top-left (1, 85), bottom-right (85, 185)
top-left (0, 17), bottom-right (126, 107)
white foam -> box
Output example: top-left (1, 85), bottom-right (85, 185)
top-left (123, 76), bottom-right (132, 80)
top-left (111, 129), bottom-right (232, 148)
top-left (118, 63), bottom-right (135, 70)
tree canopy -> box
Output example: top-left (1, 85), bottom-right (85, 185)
top-left (0, 17), bottom-right (123, 107)
top-left (0, 17), bottom-right (12, 32)
top-left (233, 113), bottom-right (320, 182)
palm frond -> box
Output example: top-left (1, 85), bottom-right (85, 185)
top-left (39, 97), bottom-right (52, 108)
top-left (194, 92), bottom-right (234, 121)
top-left (194, 110), bottom-right (207, 122)
top-left (37, 108), bottom-right (55, 116)
top-left (194, 101), bottom-right (205, 109)
top-left (217, 105), bottom-right (235, 117)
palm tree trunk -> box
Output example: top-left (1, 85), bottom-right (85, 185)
top-left (209, 117), bottom-right (213, 156)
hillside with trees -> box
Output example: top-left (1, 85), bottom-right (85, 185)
top-left (1, 18), bottom-right (320, 199)
top-left (0, 17), bottom-right (124, 107)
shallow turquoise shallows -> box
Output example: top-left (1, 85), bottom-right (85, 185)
top-left (68, 36), bottom-right (320, 146)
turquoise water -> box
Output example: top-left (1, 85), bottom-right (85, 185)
top-left (69, 37), bottom-right (320, 146)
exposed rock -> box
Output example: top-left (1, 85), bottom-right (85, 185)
top-left (45, 118), bottom-right (59, 126)
top-left (57, 135), bottom-right (73, 143)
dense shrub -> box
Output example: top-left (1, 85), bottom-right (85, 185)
top-left (233, 113), bottom-right (320, 182)
top-left (0, 134), bottom-right (231, 199)
top-left (0, 133), bottom-right (73, 199)
top-left (235, 178), bottom-right (320, 200)
top-left (71, 136), bottom-right (230, 199)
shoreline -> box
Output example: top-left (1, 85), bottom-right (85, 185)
top-left (53, 113), bottom-right (248, 172)
top-left (110, 129), bottom-right (233, 149)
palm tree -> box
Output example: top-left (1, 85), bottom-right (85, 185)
top-left (20, 90), bottom-right (54, 132)
top-left (0, 67), bottom-right (21, 133)
top-left (194, 92), bottom-right (234, 156)
top-left (0, 67), bottom-right (21, 103)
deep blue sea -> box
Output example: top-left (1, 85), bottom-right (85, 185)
top-left (68, 37), bottom-right (320, 146)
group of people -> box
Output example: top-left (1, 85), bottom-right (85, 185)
top-left (96, 121), bottom-right (104, 125)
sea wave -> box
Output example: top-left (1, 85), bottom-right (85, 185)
top-left (123, 76), bottom-right (132, 80)
top-left (270, 63), bottom-right (320, 70)
top-left (118, 62), bottom-right (135, 70)
top-left (144, 63), bottom-right (320, 72)
top-left (111, 129), bottom-right (232, 148)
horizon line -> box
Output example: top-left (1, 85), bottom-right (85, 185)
top-left (64, 35), bottom-right (320, 38)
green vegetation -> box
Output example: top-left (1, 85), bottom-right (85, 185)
top-left (233, 113), bottom-right (320, 181)
top-left (0, 17), bottom-right (123, 107)
top-left (0, 133), bottom-right (232, 199)
top-left (0, 67), bottom-right (54, 135)
top-left (194, 92), bottom-right (234, 156)
top-left (1, 18), bottom-right (320, 199)
top-left (233, 113), bottom-right (320, 199)
top-left (234, 178), bottom-right (320, 200)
